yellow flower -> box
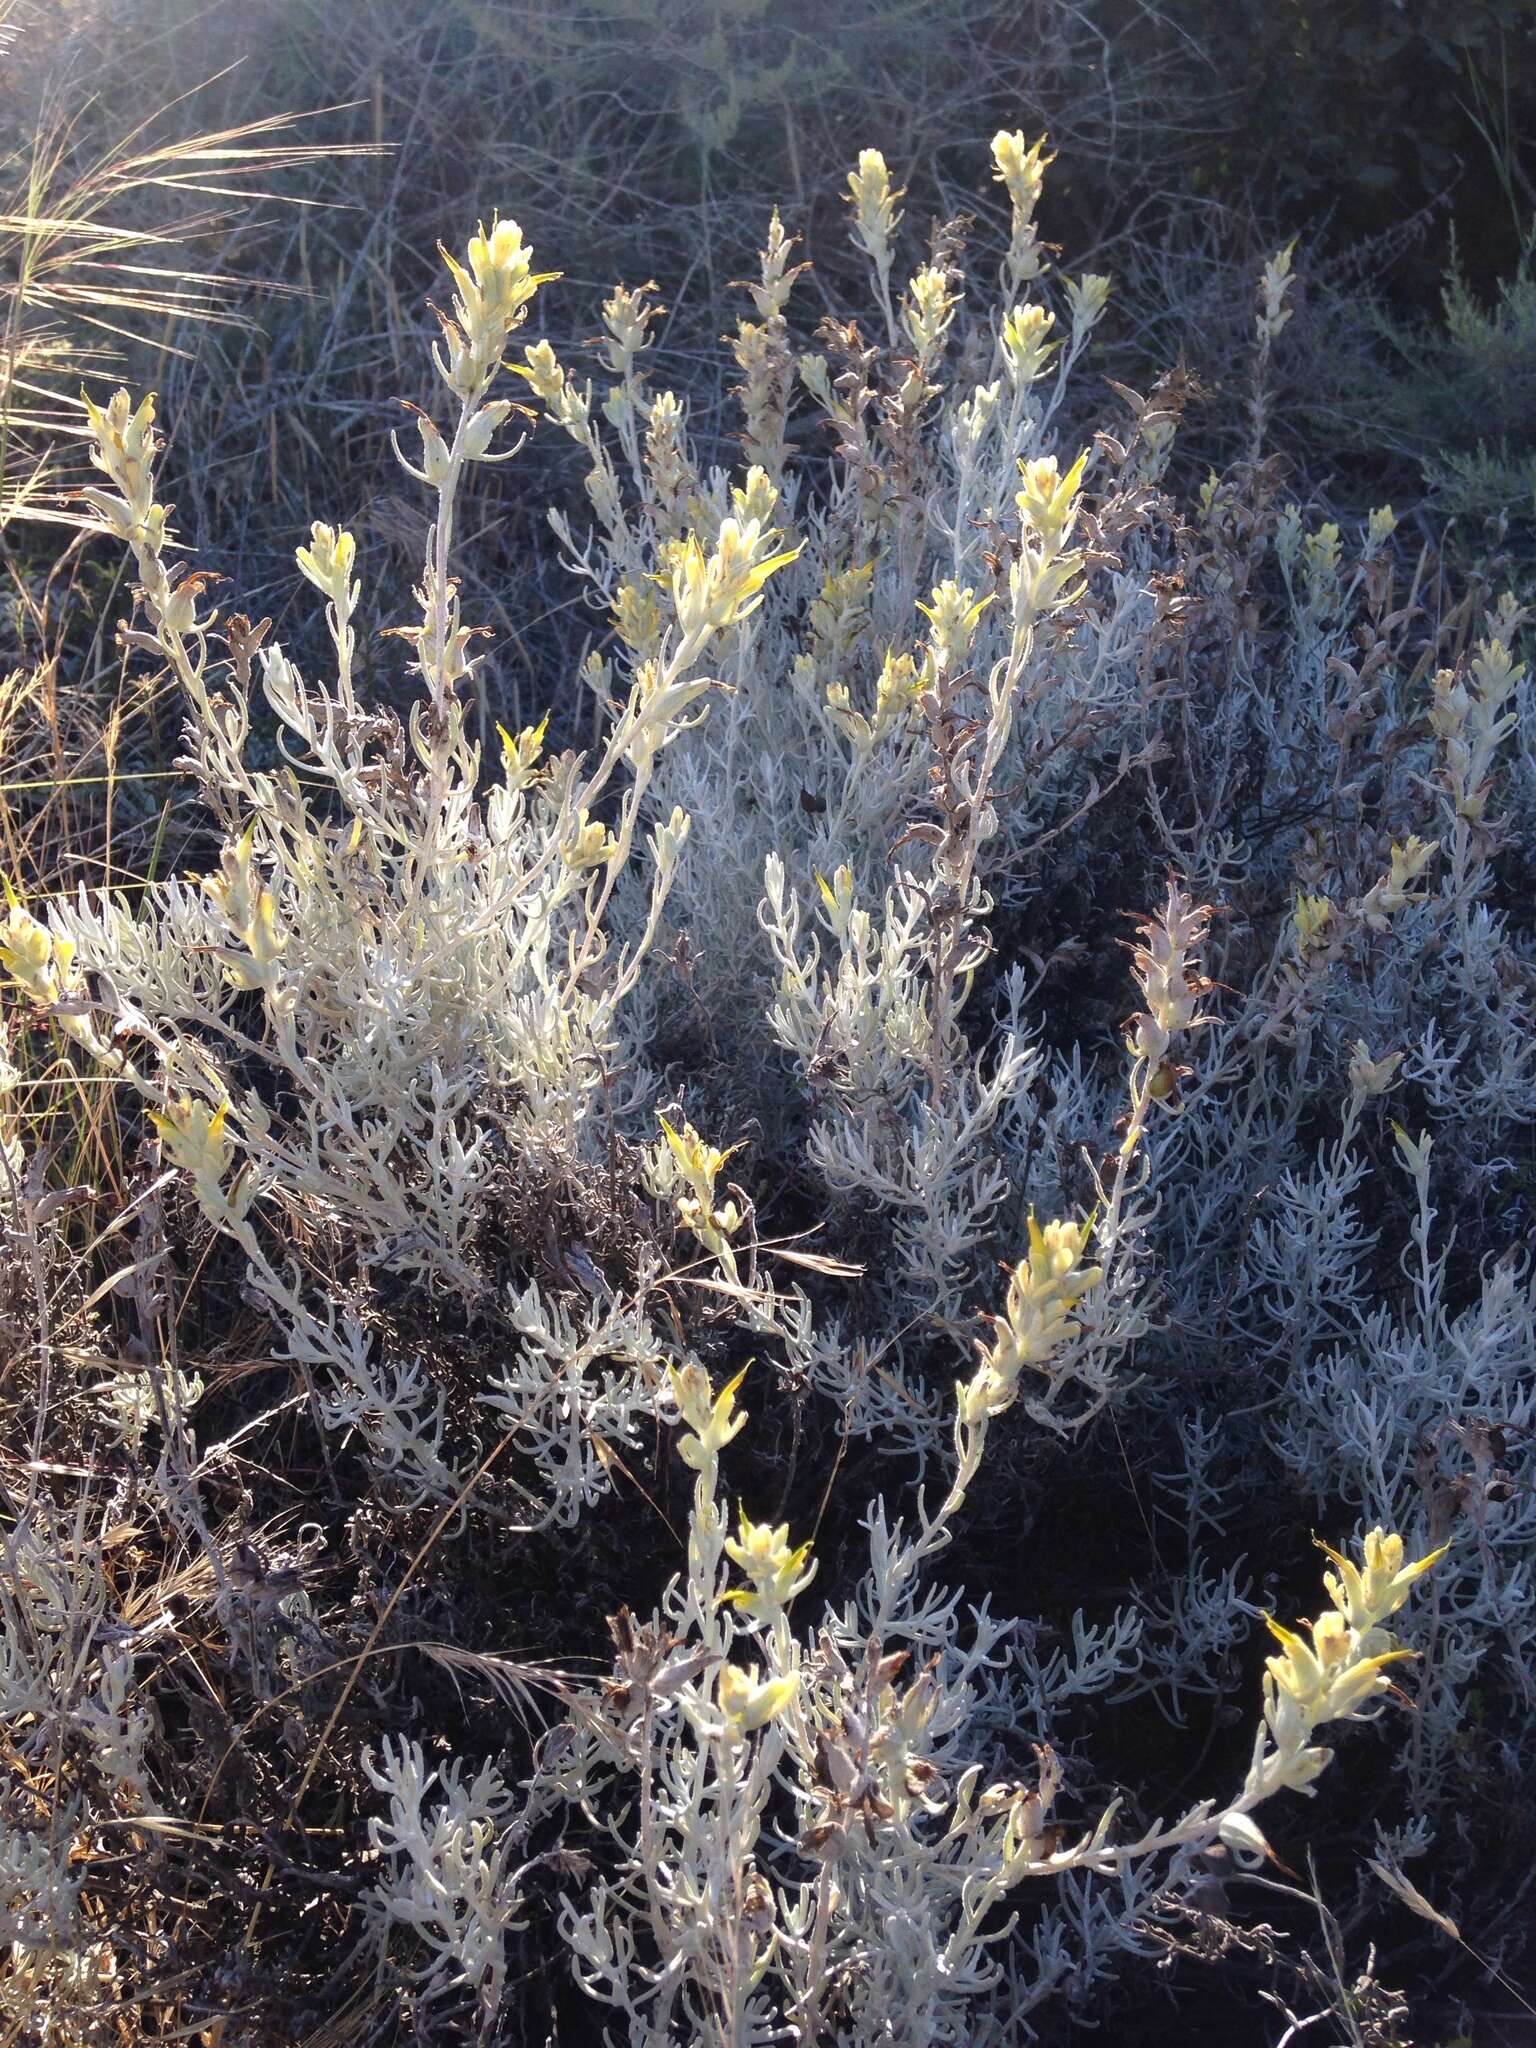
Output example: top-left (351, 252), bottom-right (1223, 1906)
top-left (205, 824), bottom-right (287, 994)
top-left (669, 1363), bottom-right (749, 1471)
top-left (669, 520), bottom-right (802, 644)
top-left (0, 884), bottom-right (75, 1007)
top-left (1391, 1123), bottom-right (1434, 1179)
top-left (1319, 1527), bottom-right (1447, 1633)
top-left (1064, 273), bottom-right (1112, 331)
top-left (515, 338), bottom-right (567, 406)
top-left (675, 1190), bottom-right (742, 1253)
top-left (647, 1117), bottom-right (745, 1259)
top-left (1124, 885), bottom-right (1213, 1070)
top-left (443, 217), bottom-right (540, 336)
top-left (1257, 239), bottom-right (1297, 342)
top-left (1347, 1042), bottom-right (1403, 1098)
top-left (808, 559), bottom-right (874, 663)
top-left (1000, 304), bottom-right (1057, 388)
top-left (437, 217), bottom-right (557, 398)
top-left (81, 388), bottom-right (160, 538)
top-left (991, 130), bottom-right (1052, 215)
top-left (1359, 836), bottom-right (1438, 929)
top-left (497, 713), bottom-right (548, 789)
top-left (915, 581), bottom-right (992, 670)
top-left (718, 1661), bottom-right (796, 1736)
top-left (722, 1510), bottom-right (815, 1623)
top-left (1292, 892), bottom-right (1334, 956)
top-left (1252, 1526), bottom-right (1442, 1799)
top-left (614, 578), bottom-right (665, 656)
top-left (295, 522), bottom-right (357, 608)
top-left (1015, 449), bottom-right (1088, 551)
top-left (1264, 1611), bottom-right (1413, 1720)
top-left (657, 1115), bottom-right (735, 1192)
top-left (731, 466), bottom-right (780, 530)
top-left (964, 1215), bottom-right (1102, 1422)
top-left (1365, 504), bottom-right (1398, 554)
top-left (903, 264), bottom-right (960, 357)
top-left (1302, 522), bottom-right (1341, 591)
top-left (562, 811), bottom-right (618, 870)
top-left (846, 148), bottom-right (902, 270)
top-left (648, 806), bottom-right (691, 875)
top-left (814, 865), bottom-right (857, 941)
top-left (1394, 834), bottom-right (1438, 888)
top-left (871, 649), bottom-right (922, 738)
top-left (992, 131), bottom-right (1053, 283)
top-left (149, 1093), bottom-right (233, 1184)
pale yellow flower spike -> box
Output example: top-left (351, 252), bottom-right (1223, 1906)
top-left (846, 148), bottom-right (902, 269)
top-left (960, 1214), bottom-right (1103, 1425)
top-left (718, 1662), bottom-right (797, 1737)
top-left (1292, 892), bottom-right (1334, 955)
top-left (1234, 1526), bottom-right (1444, 1822)
top-left (0, 882), bottom-right (75, 1007)
top-left (1317, 1528), bottom-right (1449, 1634)
top-left (722, 1508), bottom-right (815, 1623)
top-left (148, 1093), bottom-right (232, 1182)
top-left (296, 522), bottom-right (358, 608)
top-left (669, 1363), bottom-right (750, 1471)
top-left (205, 825), bottom-right (288, 996)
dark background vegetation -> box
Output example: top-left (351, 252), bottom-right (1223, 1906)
top-left (7, 0), bottom-right (1535, 699)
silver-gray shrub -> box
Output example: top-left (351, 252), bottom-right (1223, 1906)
top-left (0, 130), bottom-right (1529, 2042)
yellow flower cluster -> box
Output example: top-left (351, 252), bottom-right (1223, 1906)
top-left (664, 1374), bottom-right (805, 1739)
top-left (718, 1662), bottom-right (796, 1738)
top-left (1064, 272), bottom-right (1113, 332)
top-left (561, 811), bottom-right (619, 871)
top-left (148, 1088), bottom-right (254, 1232)
top-left (915, 580), bottom-right (992, 672)
top-left (205, 824), bottom-right (288, 997)
top-left (598, 280), bottom-right (660, 380)
top-left (295, 522), bottom-right (358, 611)
top-left (1124, 885), bottom-right (1213, 1073)
top-left (846, 147), bottom-right (902, 276)
top-left (80, 389), bottom-right (163, 552)
top-left (668, 509), bottom-right (801, 647)
top-left (1259, 1529), bottom-right (1444, 1797)
top-left (991, 129), bottom-right (1051, 219)
top-left (991, 130), bottom-right (1052, 284)
top-left (516, 337), bottom-right (568, 409)
top-left (1257, 239), bottom-right (1297, 343)
top-left (438, 216), bottom-right (553, 399)
top-left (1000, 303), bottom-right (1057, 389)
top-left (1302, 521), bottom-right (1341, 594)
top-left (1292, 891), bottom-right (1334, 956)
top-left (1013, 451), bottom-right (1089, 616)
top-left (149, 1091), bottom-right (234, 1183)
top-left (668, 1362), bottom-right (748, 1473)
top-left (902, 263), bottom-right (960, 362)
top-left (1359, 835), bottom-right (1438, 930)
top-left (496, 713), bottom-right (548, 791)
top-left (961, 1216), bottom-right (1102, 1424)
top-left (1348, 1041), bottom-right (1404, 1098)
top-left (1016, 452), bottom-right (1084, 551)
top-left (1365, 504), bottom-right (1398, 554)
top-left (825, 648), bottom-right (924, 751)
top-left (808, 560), bottom-right (875, 666)
top-left (1430, 630), bottom-right (1523, 825)
top-left (0, 885), bottom-right (77, 1009)
top-left (722, 1509), bottom-right (814, 1625)
top-left (652, 1115), bottom-right (743, 1258)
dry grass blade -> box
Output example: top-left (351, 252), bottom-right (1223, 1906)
top-left (1, 53), bottom-right (385, 528)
